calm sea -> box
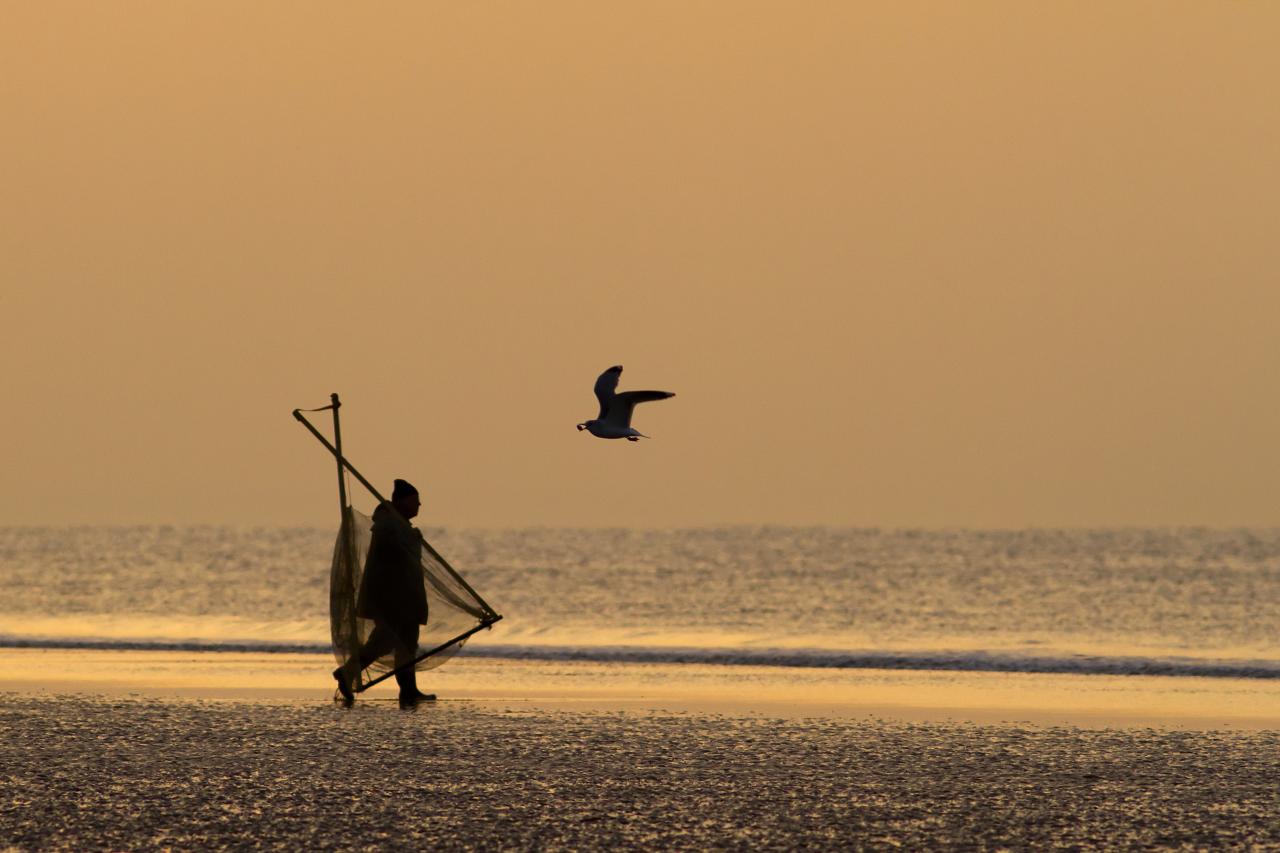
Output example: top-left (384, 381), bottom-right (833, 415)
top-left (1, 526), bottom-right (1277, 678)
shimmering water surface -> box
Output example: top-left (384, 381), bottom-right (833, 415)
top-left (2, 526), bottom-right (1277, 675)
top-left (0, 525), bottom-right (1269, 671)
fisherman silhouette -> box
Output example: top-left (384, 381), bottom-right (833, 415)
top-left (333, 479), bottom-right (436, 707)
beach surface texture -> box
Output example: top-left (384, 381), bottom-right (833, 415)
top-left (3, 650), bottom-right (1280, 849)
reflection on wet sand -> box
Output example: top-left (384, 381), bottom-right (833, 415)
top-left (3, 648), bottom-right (1279, 730)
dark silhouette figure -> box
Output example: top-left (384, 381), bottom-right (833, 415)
top-left (333, 479), bottom-right (436, 707)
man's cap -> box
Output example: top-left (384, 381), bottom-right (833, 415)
top-left (392, 479), bottom-right (419, 500)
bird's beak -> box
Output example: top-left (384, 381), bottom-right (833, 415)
top-left (576, 423), bottom-right (586, 431)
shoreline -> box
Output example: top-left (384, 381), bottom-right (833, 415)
top-left (3, 647), bottom-right (1278, 730)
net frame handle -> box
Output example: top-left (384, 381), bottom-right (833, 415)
top-left (357, 616), bottom-right (503, 693)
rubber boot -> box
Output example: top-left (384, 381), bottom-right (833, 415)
top-left (396, 667), bottom-right (436, 707)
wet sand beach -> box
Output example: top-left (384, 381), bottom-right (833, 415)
top-left (3, 650), bottom-right (1280, 849)
top-left (3, 693), bottom-right (1279, 849)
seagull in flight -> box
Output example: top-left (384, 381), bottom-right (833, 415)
top-left (577, 365), bottom-right (675, 441)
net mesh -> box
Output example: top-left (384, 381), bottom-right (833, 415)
top-left (330, 504), bottom-right (496, 691)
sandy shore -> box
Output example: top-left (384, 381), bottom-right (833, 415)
top-left (2, 692), bottom-right (1279, 849)
top-left (3, 650), bottom-right (1280, 848)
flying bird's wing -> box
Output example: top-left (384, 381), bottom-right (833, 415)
top-left (604, 390), bottom-right (675, 428)
top-left (593, 365), bottom-right (623, 419)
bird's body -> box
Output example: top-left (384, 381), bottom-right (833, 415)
top-left (580, 420), bottom-right (646, 440)
top-left (577, 365), bottom-right (674, 441)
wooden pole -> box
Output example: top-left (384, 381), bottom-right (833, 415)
top-left (330, 393), bottom-right (348, 517)
top-left (329, 394), bottom-right (365, 668)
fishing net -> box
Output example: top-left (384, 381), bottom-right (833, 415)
top-left (330, 504), bottom-right (497, 692)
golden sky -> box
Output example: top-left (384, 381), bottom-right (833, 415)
top-left (2, 2), bottom-right (1277, 527)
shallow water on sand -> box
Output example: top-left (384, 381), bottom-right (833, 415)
top-left (6, 649), bottom-right (1280, 729)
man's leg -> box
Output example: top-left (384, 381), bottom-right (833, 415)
top-left (392, 624), bottom-right (435, 705)
top-left (333, 624), bottom-right (396, 701)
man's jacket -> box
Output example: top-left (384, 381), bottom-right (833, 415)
top-left (356, 502), bottom-right (429, 626)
